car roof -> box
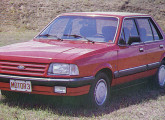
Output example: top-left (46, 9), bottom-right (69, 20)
top-left (61, 12), bottom-right (149, 17)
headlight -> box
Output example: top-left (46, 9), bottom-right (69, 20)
top-left (48, 63), bottom-right (79, 75)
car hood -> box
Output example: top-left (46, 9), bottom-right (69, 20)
top-left (0, 39), bottom-right (114, 63)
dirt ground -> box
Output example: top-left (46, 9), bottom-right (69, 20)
top-left (0, 0), bottom-right (165, 32)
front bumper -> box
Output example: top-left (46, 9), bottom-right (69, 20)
top-left (0, 74), bottom-right (94, 96)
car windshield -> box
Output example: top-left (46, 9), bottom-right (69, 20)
top-left (36, 16), bottom-right (118, 43)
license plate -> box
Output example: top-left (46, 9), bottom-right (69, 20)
top-left (10, 80), bottom-right (32, 92)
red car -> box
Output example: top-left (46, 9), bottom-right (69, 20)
top-left (0, 12), bottom-right (165, 108)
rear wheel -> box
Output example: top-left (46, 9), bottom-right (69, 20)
top-left (88, 72), bottom-right (111, 108)
top-left (156, 63), bottom-right (165, 88)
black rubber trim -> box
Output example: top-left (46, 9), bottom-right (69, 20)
top-left (0, 74), bottom-right (95, 87)
top-left (147, 62), bottom-right (160, 70)
top-left (114, 65), bottom-right (147, 78)
top-left (114, 62), bottom-right (160, 78)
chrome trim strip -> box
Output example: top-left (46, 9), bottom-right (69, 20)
top-left (0, 74), bottom-right (94, 82)
top-left (143, 40), bottom-right (164, 43)
top-left (114, 71), bottom-right (120, 78)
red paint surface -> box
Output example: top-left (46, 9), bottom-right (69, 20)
top-left (0, 12), bottom-right (165, 96)
top-left (0, 82), bottom-right (90, 96)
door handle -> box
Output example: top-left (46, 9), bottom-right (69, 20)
top-left (160, 44), bottom-right (164, 48)
top-left (139, 48), bottom-right (144, 52)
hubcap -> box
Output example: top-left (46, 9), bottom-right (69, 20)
top-left (158, 65), bottom-right (165, 87)
top-left (94, 79), bottom-right (107, 106)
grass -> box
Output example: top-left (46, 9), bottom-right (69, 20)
top-left (0, 82), bottom-right (165, 120)
top-left (0, 31), bottom-right (165, 120)
top-left (0, 30), bottom-right (37, 47)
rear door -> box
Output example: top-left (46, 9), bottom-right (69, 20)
top-left (136, 18), bottom-right (165, 69)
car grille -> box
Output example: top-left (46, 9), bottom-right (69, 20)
top-left (0, 60), bottom-right (48, 76)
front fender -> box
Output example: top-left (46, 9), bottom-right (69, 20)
top-left (92, 63), bottom-right (113, 76)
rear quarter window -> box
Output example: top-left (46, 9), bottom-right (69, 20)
top-left (149, 18), bottom-right (163, 40)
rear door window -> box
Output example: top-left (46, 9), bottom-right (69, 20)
top-left (136, 18), bottom-right (154, 42)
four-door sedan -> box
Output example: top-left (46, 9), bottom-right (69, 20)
top-left (0, 12), bottom-right (165, 108)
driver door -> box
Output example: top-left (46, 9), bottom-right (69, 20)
top-left (116, 18), bottom-right (147, 84)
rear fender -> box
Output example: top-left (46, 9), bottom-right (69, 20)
top-left (160, 52), bottom-right (165, 62)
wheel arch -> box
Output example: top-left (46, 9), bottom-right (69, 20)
top-left (95, 68), bottom-right (113, 85)
top-left (92, 63), bottom-right (114, 83)
top-left (160, 53), bottom-right (165, 63)
top-left (162, 57), bottom-right (165, 63)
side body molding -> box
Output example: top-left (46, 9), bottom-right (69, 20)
top-left (114, 62), bottom-right (160, 78)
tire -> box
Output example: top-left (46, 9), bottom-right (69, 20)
top-left (88, 72), bottom-right (111, 108)
top-left (155, 63), bottom-right (165, 89)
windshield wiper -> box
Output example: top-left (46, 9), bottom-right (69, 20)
top-left (63, 34), bottom-right (95, 43)
top-left (38, 34), bottom-right (63, 41)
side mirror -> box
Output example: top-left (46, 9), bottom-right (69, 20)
top-left (128, 36), bottom-right (141, 45)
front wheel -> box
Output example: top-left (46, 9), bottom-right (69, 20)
top-left (88, 72), bottom-right (110, 108)
top-left (156, 64), bottom-right (165, 88)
